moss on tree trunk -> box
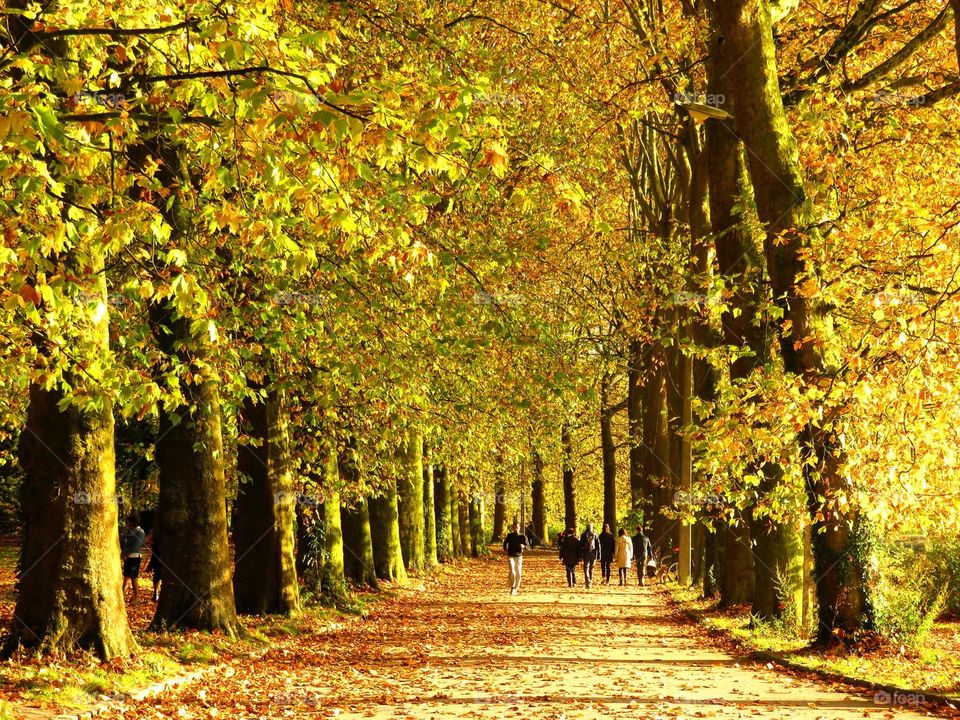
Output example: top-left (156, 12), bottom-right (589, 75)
top-left (422, 454), bottom-right (438, 569)
top-left (469, 495), bottom-right (486, 556)
top-left (434, 464), bottom-right (453, 562)
top-left (369, 478), bottom-right (407, 583)
top-left (319, 448), bottom-right (347, 600)
top-left (5, 279), bottom-right (131, 659)
top-left (712, 0), bottom-right (873, 641)
top-left (149, 310), bottom-right (240, 636)
top-left (396, 431), bottom-right (425, 573)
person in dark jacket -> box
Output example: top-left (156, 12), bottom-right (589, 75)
top-left (632, 525), bottom-right (654, 586)
top-left (558, 527), bottom-right (581, 587)
top-left (503, 522), bottom-right (527, 595)
top-left (579, 523), bottom-right (599, 588)
top-left (598, 523), bottom-right (615, 585)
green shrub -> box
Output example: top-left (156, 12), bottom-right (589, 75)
top-left (927, 539), bottom-right (960, 617)
top-left (872, 540), bottom-right (946, 648)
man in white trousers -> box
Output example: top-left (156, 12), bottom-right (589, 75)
top-left (502, 521), bottom-right (527, 595)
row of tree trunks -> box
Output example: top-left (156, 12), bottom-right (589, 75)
top-left (711, 0), bottom-right (873, 642)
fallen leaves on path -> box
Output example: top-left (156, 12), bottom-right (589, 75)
top-left (84, 551), bottom-right (953, 719)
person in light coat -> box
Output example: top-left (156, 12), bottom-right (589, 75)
top-left (614, 527), bottom-right (634, 586)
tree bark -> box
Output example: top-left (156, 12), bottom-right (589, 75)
top-left (233, 389), bottom-right (299, 616)
top-left (706, 22), bottom-right (796, 619)
top-left (531, 451), bottom-right (546, 544)
top-left (434, 464), bottom-right (453, 562)
top-left (491, 476), bottom-right (507, 541)
top-left (600, 378), bottom-right (618, 531)
top-left (469, 494), bottom-right (485, 556)
top-left (340, 499), bottom-right (378, 589)
top-left (338, 445), bottom-right (378, 589)
top-left (449, 480), bottom-right (461, 557)
top-left (422, 451), bottom-right (438, 569)
top-left (627, 340), bottom-right (646, 509)
top-left (369, 477), bottom-right (408, 583)
top-left (149, 310), bottom-right (239, 636)
top-left (396, 430), bottom-right (425, 573)
top-left (319, 448), bottom-right (346, 599)
top-left (457, 496), bottom-right (471, 556)
top-left (712, 0), bottom-right (873, 641)
top-left (4, 279), bottom-right (131, 659)
top-left (561, 424), bottom-right (577, 531)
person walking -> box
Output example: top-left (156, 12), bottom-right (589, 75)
top-left (579, 523), bottom-right (599, 588)
top-left (598, 523), bottom-right (615, 585)
top-left (120, 512), bottom-right (147, 603)
top-left (614, 527), bottom-right (634, 586)
top-left (502, 521), bottom-right (527, 595)
top-left (632, 525), bottom-right (654, 586)
top-left (559, 527), bottom-right (581, 587)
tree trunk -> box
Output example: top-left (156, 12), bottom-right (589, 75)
top-left (703, 520), bottom-right (722, 599)
top-left (627, 340), bottom-right (646, 509)
top-left (434, 464), bottom-right (453, 562)
top-left (600, 378), bottom-right (618, 531)
top-left (149, 310), bottom-right (239, 636)
top-left (561, 424), bottom-right (577, 531)
top-left (340, 500), bottom-right (378, 589)
top-left (396, 430), bottom-right (425, 573)
top-left (706, 26), bottom-right (795, 619)
top-left (531, 451), bottom-right (546, 544)
top-left (369, 478), bottom-right (408, 583)
top-left (712, 0), bottom-right (873, 640)
top-left (422, 452), bottom-right (438, 569)
top-left (718, 515), bottom-right (755, 607)
top-left (5, 285), bottom-right (131, 658)
top-left (491, 477), bottom-right (507, 541)
top-left (457, 496), bottom-right (471, 556)
top-left (338, 444), bottom-right (378, 589)
top-left (449, 480), bottom-right (461, 558)
top-left (469, 494), bottom-right (485, 556)
top-left (319, 448), bottom-right (346, 600)
top-left (234, 389), bottom-right (299, 616)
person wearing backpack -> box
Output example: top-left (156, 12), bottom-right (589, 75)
top-left (579, 523), bottom-right (599, 588)
top-left (598, 523), bottom-right (615, 585)
top-left (558, 527), bottom-right (581, 587)
top-left (614, 527), bottom-right (634, 586)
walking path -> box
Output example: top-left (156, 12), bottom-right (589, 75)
top-left (104, 549), bottom-right (941, 719)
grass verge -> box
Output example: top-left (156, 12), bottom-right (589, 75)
top-left (666, 584), bottom-right (960, 701)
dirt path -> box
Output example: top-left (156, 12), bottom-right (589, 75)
top-left (109, 549), bottom-right (941, 719)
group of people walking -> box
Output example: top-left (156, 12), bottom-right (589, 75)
top-left (501, 521), bottom-right (656, 594)
top-left (559, 524), bottom-right (654, 588)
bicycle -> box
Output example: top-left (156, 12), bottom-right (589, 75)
top-left (655, 547), bottom-right (680, 584)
